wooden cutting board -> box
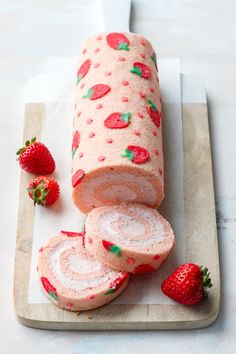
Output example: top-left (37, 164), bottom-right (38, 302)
top-left (14, 75), bottom-right (220, 330)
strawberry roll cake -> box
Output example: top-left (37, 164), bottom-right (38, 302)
top-left (37, 231), bottom-right (129, 311)
top-left (72, 32), bottom-right (164, 213)
top-left (85, 203), bottom-right (175, 274)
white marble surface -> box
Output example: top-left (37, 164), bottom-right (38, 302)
top-left (0, 0), bottom-right (235, 353)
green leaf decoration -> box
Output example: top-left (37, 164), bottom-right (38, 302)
top-left (77, 74), bottom-right (83, 85)
top-left (121, 149), bottom-right (134, 161)
top-left (109, 245), bottom-right (121, 257)
top-left (49, 291), bottom-right (57, 301)
top-left (121, 112), bottom-right (131, 123)
top-left (148, 100), bottom-right (157, 111)
top-left (130, 66), bottom-right (142, 76)
top-left (105, 288), bottom-right (116, 295)
top-left (117, 42), bottom-right (129, 50)
top-left (83, 88), bottom-right (93, 99)
top-left (151, 53), bottom-right (157, 66)
top-left (72, 148), bottom-right (76, 159)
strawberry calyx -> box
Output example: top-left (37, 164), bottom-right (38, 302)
top-left (121, 112), bottom-right (131, 123)
top-left (16, 137), bottom-right (36, 158)
top-left (83, 88), bottom-right (94, 99)
top-left (121, 148), bottom-right (134, 161)
top-left (130, 66), bottom-right (142, 76)
top-left (27, 180), bottom-right (49, 206)
top-left (77, 74), bottom-right (83, 84)
top-left (201, 266), bottom-right (213, 299)
top-left (148, 100), bottom-right (157, 111)
top-left (117, 42), bottom-right (129, 50)
top-left (102, 240), bottom-right (121, 257)
top-left (151, 52), bottom-right (158, 70)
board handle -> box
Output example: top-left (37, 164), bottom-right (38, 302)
top-left (101, 0), bottom-right (131, 33)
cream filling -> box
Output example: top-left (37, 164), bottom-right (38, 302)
top-left (48, 240), bottom-right (121, 291)
top-left (97, 207), bottom-right (164, 248)
top-left (81, 172), bottom-right (157, 207)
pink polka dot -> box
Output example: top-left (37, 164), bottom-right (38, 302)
top-left (86, 118), bottom-right (93, 124)
top-left (133, 130), bottom-right (141, 136)
top-left (96, 35), bottom-right (102, 40)
top-left (77, 111), bottom-right (81, 117)
top-left (96, 103), bottom-right (103, 109)
top-left (140, 52), bottom-right (146, 58)
top-left (154, 254), bottom-right (160, 260)
top-left (93, 63), bottom-right (100, 69)
top-left (152, 131), bottom-right (158, 136)
top-left (66, 302), bottom-right (73, 309)
top-left (106, 138), bottom-right (113, 144)
top-left (105, 71), bottom-right (112, 76)
top-left (127, 257), bottom-right (135, 265)
top-left (140, 39), bottom-right (146, 46)
top-left (88, 236), bottom-right (93, 244)
top-left (118, 56), bottom-right (126, 61)
top-left (150, 87), bottom-right (155, 93)
top-left (88, 132), bottom-right (95, 138)
top-left (122, 96), bottom-right (128, 102)
top-left (122, 80), bottom-right (129, 86)
top-left (98, 155), bottom-right (106, 162)
top-left (137, 112), bottom-right (144, 118)
top-left (80, 82), bottom-right (85, 89)
top-left (154, 149), bottom-right (159, 156)
top-left (94, 48), bottom-right (100, 53)
top-left (139, 92), bottom-right (146, 99)
top-left (82, 48), bottom-right (87, 54)
top-left (159, 168), bottom-right (163, 176)
top-left (78, 152), bottom-right (84, 158)
top-left (87, 294), bottom-right (95, 300)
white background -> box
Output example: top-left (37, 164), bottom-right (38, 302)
top-left (0, 0), bottom-right (235, 353)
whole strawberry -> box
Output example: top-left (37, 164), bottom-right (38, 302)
top-left (17, 137), bottom-right (55, 175)
top-left (27, 176), bottom-right (60, 206)
top-left (161, 263), bottom-right (213, 305)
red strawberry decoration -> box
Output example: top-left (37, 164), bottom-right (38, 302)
top-left (102, 240), bottom-right (121, 257)
top-left (16, 137), bottom-right (55, 175)
top-left (106, 33), bottom-right (129, 51)
top-left (60, 230), bottom-right (84, 237)
top-left (130, 62), bottom-right (151, 79)
top-left (147, 100), bottom-right (162, 128)
top-left (72, 130), bottom-right (80, 158)
top-left (27, 176), bottom-right (60, 206)
top-left (133, 264), bottom-right (156, 274)
top-left (105, 273), bottom-right (128, 295)
top-left (77, 59), bottom-right (91, 84)
top-left (83, 84), bottom-right (111, 100)
top-left (104, 112), bottom-right (131, 129)
top-left (121, 145), bottom-right (150, 164)
top-left (72, 169), bottom-right (85, 187)
top-left (60, 228), bottom-right (85, 245)
top-left (40, 277), bottom-right (57, 300)
top-left (161, 263), bottom-right (213, 305)
top-left (151, 52), bottom-right (158, 70)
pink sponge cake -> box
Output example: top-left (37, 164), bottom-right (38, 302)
top-left (72, 32), bottom-right (164, 213)
top-left (37, 231), bottom-right (129, 311)
top-left (85, 204), bottom-right (175, 274)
